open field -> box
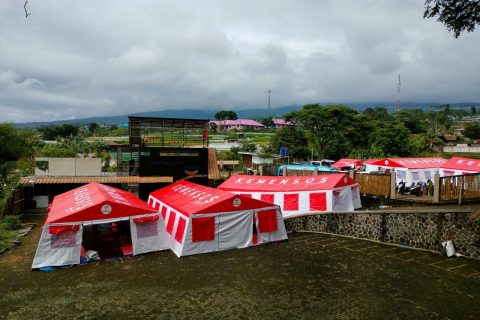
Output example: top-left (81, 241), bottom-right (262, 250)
top-left (0, 214), bottom-right (479, 319)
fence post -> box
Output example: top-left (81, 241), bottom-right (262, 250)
top-left (314, 167), bottom-right (318, 175)
top-left (348, 169), bottom-right (354, 179)
top-left (259, 165), bottom-right (263, 176)
top-left (389, 171), bottom-right (396, 199)
top-left (458, 175), bottom-right (464, 205)
top-left (283, 166), bottom-right (287, 176)
top-left (433, 173), bottom-right (440, 203)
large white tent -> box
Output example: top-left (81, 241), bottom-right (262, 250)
top-left (32, 183), bottom-right (168, 269)
top-left (148, 181), bottom-right (287, 257)
top-left (440, 156), bottom-right (480, 176)
top-left (365, 158), bottom-right (447, 185)
top-left (218, 174), bottom-right (361, 217)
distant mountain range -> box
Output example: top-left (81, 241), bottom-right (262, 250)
top-left (15, 102), bottom-right (479, 128)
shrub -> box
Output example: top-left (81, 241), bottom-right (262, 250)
top-left (2, 215), bottom-right (22, 230)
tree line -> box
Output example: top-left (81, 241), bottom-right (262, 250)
top-left (263, 104), bottom-right (480, 160)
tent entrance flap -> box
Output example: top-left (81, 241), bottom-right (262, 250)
top-left (82, 221), bottom-right (133, 260)
top-left (217, 210), bottom-right (253, 251)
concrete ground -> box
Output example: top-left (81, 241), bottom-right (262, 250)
top-left (0, 214), bottom-right (479, 320)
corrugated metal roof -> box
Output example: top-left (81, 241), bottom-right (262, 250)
top-left (19, 176), bottom-right (173, 184)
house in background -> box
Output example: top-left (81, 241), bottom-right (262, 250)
top-left (238, 152), bottom-right (274, 168)
top-left (210, 119), bottom-right (265, 131)
top-left (272, 118), bottom-right (293, 128)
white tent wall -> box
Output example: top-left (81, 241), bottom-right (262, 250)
top-left (217, 210), bottom-right (253, 251)
top-left (229, 189), bottom-right (364, 216)
top-left (332, 187), bottom-right (354, 211)
top-left (396, 169), bottom-right (437, 185)
top-left (160, 204), bottom-right (187, 257)
top-left (130, 217), bottom-right (169, 255)
top-left (180, 215), bottom-right (219, 257)
top-left (441, 169), bottom-right (478, 176)
top-left (32, 225), bottom-right (83, 269)
top-left (364, 164), bottom-right (380, 172)
top-left (351, 185), bottom-right (362, 209)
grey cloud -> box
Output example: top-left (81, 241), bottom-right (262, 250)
top-left (0, 0), bottom-right (479, 123)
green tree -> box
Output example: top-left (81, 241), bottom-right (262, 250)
top-left (37, 136), bottom-right (103, 157)
top-left (285, 104), bottom-right (357, 159)
top-left (215, 110), bottom-right (238, 120)
top-left (472, 106), bottom-right (477, 115)
top-left (0, 124), bottom-right (28, 180)
top-left (39, 124), bottom-right (79, 140)
top-left (424, 0), bottom-right (480, 38)
top-left (362, 107), bottom-right (392, 122)
top-left (370, 122), bottom-right (411, 157)
top-left (264, 126), bottom-right (310, 160)
top-left (261, 117), bottom-right (274, 127)
top-left (464, 123), bottom-right (480, 140)
top-left (394, 109), bottom-right (428, 134)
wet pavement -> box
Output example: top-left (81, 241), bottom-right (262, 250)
top-left (0, 214), bottom-right (479, 319)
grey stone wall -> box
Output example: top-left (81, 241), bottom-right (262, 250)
top-left (284, 209), bottom-right (480, 259)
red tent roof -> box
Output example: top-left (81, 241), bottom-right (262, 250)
top-left (46, 183), bottom-right (157, 224)
top-left (149, 181), bottom-right (274, 217)
top-left (332, 159), bottom-right (363, 169)
top-left (440, 157), bottom-right (480, 172)
top-left (218, 174), bottom-right (357, 192)
top-left (368, 158), bottom-right (447, 169)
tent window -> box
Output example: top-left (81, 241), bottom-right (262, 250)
top-left (49, 225), bottom-right (79, 234)
top-left (136, 221), bottom-right (158, 238)
top-left (423, 171), bottom-right (431, 179)
top-left (260, 194), bottom-right (275, 204)
top-left (283, 194), bottom-right (299, 211)
top-left (397, 170), bottom-right (406, 180)
top-left (309, 192), bottom-right (326, 211)
top-left (192, 217), bottom-right (215, 242)
top-left (411, 172), bottom-right (419, 180)
top-left (166, 211), bottom-right (176, 235)
top-left (51, 230), bottom-right (77, 249)
top-left (175, 218), bottom-right (186, 243)
top-left (161, 206), bottom-right (168, 220)
top-left (257, 209), bottom-right (277, 233)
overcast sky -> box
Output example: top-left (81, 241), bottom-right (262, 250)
top-left (1, 0), bottom-right (479, 123)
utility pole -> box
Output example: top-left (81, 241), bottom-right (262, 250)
top-left (395, 75), bottom-right (401, 112)
top-left (268, 89), bottom-right (271, 117)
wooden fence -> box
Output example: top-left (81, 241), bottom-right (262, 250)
top-left (1, 187), bottom-right (25, 218)
top-left (353, 172), bottom-right (391, 197)
top-left (439, 173), bottom-right (480, 202)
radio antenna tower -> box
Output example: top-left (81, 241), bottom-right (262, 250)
top-left (268, 89), bottom-right (271, 117)
top-left (395, 74), bottom-right (401, 112)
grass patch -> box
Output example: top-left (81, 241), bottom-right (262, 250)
top-left (0, 216), bottom-right (22, 253)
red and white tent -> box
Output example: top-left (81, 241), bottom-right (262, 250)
top-left (332, 159), bottom-right (363, 170)
top-left (363, 159), bottom-right (381, 172)
top-left (440, 157), bottom-right (480, 176)
top-left (218, 174), bottom-right (361, 217)
top-left (32, 183), bottom-right (168, 269)
top-left (365, 158), bottom-right (447, 185)
top-left (148, 181), bottom-right (287, 257)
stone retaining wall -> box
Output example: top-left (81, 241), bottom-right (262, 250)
top-left (284, 209), bottom-right (480, 259)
